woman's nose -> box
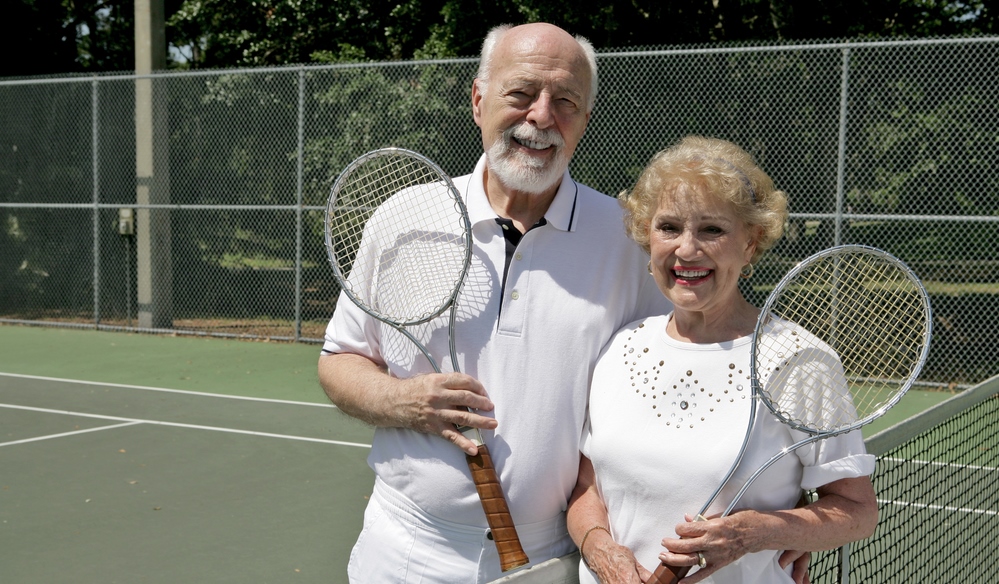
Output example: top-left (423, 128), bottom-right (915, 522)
top-left (675, 231), bottom-right (700, 259)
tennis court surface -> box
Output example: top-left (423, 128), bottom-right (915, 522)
top-left (3, 324), bottom-right (994, 583)
top-left (0, 325), bottom-right (374, 583)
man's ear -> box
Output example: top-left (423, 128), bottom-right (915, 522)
top-left (471, 79), bottom-right (483, 127)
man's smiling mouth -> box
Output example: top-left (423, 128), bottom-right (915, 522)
top-left (514, 137), bottom-right (553, 150)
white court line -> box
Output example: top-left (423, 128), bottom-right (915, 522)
top-left (0, 403), bottom-right (371, 449)
top-left (0, 421), bottom-right (142, 447)
top-left (0, 371), bottom-right (336, 408)
top-left (877, 497), bottom-right (999, 517)
top-left (878, 456), bottom-right (999, 517)
top-left (881, 455), bottom-right (999, 474)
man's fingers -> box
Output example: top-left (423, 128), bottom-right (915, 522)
top-left (442, 426), bottom-right (480, 456)
top-left (401, 373), bottom-right (498, 452)
top-left (448, 406), bottom-right (498, 430)
top-left (438, 373), bottom-right (494, 410)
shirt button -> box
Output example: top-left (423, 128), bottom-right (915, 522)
top-left (511, 291), bottom-right (520, 300)
top-left (514, 252), bottom-right (523, 261)
top-left (486, 530), bottom-right (494, 541)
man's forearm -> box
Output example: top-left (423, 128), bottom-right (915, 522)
top-left (318, 352), bottom-right (399, 427)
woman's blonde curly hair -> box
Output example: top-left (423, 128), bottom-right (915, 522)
top-left (620, 136), bottom-right (788, 265)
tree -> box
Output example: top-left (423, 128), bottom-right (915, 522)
top-left (166, 0), bottom-right (997, 69)
top-left (4, 0), bottom-right (994, 77)
top-left (2, 0), bottom-right (79, 77)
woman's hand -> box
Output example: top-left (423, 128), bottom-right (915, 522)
top-left (569, 456), bottom-right (653, 583)
top-left (657, 512), bottom-right (769, 583)
top-left (658, 474), bottom-right (877, 583)
top-left (779, 550), bottom-right (812, 584)
top-left (581, 527), bottom-right (652, 584)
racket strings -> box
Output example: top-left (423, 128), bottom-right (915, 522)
top-left (757, 251), bottom-right (930, 433)
top-left (326, 152), bottom-right (471, 325)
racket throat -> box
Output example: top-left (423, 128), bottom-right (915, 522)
top-left (457, 424), bottom-right (485, 447)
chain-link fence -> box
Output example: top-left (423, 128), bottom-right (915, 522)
top-left (2, 36), bottom-right (998, 389)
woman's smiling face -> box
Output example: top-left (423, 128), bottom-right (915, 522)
top-left (648, 182), bottom-right (758, 319)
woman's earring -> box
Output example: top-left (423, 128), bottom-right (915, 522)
top-left (648, 261), bottom-right (653, 275)
top-left (740, 263), bottom-right (755, 279)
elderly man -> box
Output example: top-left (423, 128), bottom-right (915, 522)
top-left (319, 22), bottom-right (668, 582)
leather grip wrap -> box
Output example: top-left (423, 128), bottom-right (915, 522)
top-left (651, 563), bottom-right (689, 584)
top-left (466, 443), bottom-right (529, 572)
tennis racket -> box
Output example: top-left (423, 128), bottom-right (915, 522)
top-left (324, 147), bottom-right (529, 572)
top-left (652, 244), bottom-right (932, 583)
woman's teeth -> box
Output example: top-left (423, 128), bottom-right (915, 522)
top-left (674, 269), bottom-right (710, 278)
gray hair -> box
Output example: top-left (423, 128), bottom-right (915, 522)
top-left (476, 24), bottom-right (599, 113)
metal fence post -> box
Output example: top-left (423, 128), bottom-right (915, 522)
top-left (834, 47), bottom-right (851, 247)
top-left (839, 542), bottom-right (851, 584)
top-left (92, 78), bottom-right (101, 327)
top-left (295, 67), bottom-right (305, 341)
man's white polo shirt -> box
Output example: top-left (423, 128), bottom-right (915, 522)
top-left (323, 154), bottom-right (670, 526)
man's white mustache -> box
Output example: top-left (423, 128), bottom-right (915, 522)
top-left (505, 124), bottom-right (565, 149)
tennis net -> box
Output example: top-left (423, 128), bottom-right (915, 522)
top-left (811, 373), bottom-right (999, 583)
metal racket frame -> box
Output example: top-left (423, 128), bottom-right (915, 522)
top-left (324, 147), bottom-right (473, 372)
top-left (724, 244), bottom-right (932, 516)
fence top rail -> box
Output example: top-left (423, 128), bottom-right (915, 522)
top-left (2, 35), bottom-right (996, 88)
top-left (788, 212), bottom-right (999, 223)
top-left (599, 35), bottom-right (999, 58)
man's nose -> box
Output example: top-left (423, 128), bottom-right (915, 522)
top-left (526, 93), bottom-right (555, 128)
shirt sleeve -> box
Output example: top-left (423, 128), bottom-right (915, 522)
top-left (320, 290), bottom-right (384, 366)
top-left (798, 428), bottom-right (876, 490)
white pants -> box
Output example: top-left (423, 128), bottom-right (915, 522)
top-left (347, 478), bottom-right (575, 583)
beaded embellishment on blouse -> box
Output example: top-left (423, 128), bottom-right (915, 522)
top-left (622, 323), bottom-right (751, 430)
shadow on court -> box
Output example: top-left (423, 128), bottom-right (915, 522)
top-left (0, 325), bottom-right (375, 584)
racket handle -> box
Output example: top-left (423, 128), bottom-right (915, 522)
top-left (650, 512), bottom-right (708, 583)
top-left (650, 563), bottom-right (690, 584)
top-left (466, 443), bottom-right (530, 572)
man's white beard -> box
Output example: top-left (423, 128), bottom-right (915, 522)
top-left (486, 124), bottom-right (569, 195)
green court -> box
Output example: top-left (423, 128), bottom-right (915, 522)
top-left (0, 324), bottom-right (959, 583)
top-left (0, 325), bottom-right (374, 583)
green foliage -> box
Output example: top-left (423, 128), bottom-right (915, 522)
top-left (1, 0), bottom-right (79, 77)
top-left (166, 0), bottom-right (443, 67)
top-left (5, 0), bottom-right (996, 77)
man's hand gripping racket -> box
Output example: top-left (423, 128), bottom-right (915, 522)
top-left (652, 245), bottom-right (932, 583)
top-left (324, 148), bottom-right (529, 572)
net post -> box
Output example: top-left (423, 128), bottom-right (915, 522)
top-left (838, 542), bottom-right (851, 584)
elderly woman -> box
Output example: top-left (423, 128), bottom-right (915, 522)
top-left (567, 136), bottom-right (878, 584)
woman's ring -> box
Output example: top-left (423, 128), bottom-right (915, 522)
top-left (697, 552), bottom-right (707, 568)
